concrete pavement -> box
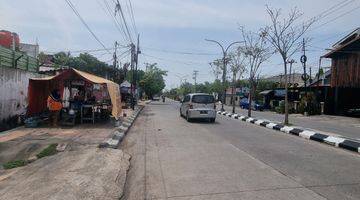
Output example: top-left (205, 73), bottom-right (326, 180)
top-left (121, 100), bottom-right (360, 200)
top-left (217, 111), bottom-right (360, 154)
top-left (220, 104), bottom-right (360, 141)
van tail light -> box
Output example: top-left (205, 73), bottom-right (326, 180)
top-left (189, 104), bottom-right (193, 109)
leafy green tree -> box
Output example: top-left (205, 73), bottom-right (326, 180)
top-left (126, 69), bottom-right (145, 83)
top-left (139, 63), bottom-right (167, 99)
top-left (53, 52), bottom-right (70, 67)
top-left (51, 52), bottom-right (126, 84)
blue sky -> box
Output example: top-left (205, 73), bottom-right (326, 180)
top-left (1, 0), bottom-right (359, 88)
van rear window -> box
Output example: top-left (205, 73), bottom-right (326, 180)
top-left (192, 95), bottom-right (214, 104)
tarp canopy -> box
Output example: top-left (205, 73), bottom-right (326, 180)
top-left (28, 68), bottom-right (122, 119)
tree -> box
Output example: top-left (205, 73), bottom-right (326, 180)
top-left (263, 5), bottom-right (315, 124)
top-left (210, 79), bottom-right (225, 100)
top-left (209, 60), bottom-right (222, 80)
top-left (139, 63), bottom-right (167, 99)
top-left (228, 47), bottom-right (246, 113)
top-left (178, 82), bottom-right (193, 96)
top-left (51, 52), bottom-right (126, 84)
top-left (126, 69), bottom-right (145, 83)
top-left (210, 58), bottom-right (228, 101)
top-left (240, 26), bottom-right (273, 117)
top-left (53, 52), bottom-right (70, 67)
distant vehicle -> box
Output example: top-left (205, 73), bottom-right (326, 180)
top-left (239, 98), bottom-right (264, 111)
top-left (153, 96), bottom-right (160, 101)
top-left (180, 93), bottom-right (216, 123)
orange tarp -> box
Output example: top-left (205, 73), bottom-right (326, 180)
top-left (28, 68), bottom-right (122, 119)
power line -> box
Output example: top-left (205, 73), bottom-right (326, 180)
top-left (43, 45), bottom-right (129, 54)
top-left (124, 0), bottom-right (138, 35)
top-left (142, 53), bottom-right (207, 66)
top-left (311, 27), bottom-right (355, 44)
top-left (100, 0), bottom-right (130, 43)
top-left (114, 0), bottom-right (134, 43)
top-left (142, 46), bottom-right (218, 56)
top-left (310, 3), bottom-right (360, 31)
top-left (315, 0), bottom-right (355, 21)
top-left (64, 0), bottom-right (111, 54)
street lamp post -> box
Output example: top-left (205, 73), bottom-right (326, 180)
top-left (205, 39), bottom-right (244, 111)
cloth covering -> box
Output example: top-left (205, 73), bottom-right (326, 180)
top-left (28, 68), bottom-right (122, 119)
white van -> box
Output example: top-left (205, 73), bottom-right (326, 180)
top-left (180, 93), bottom-right (216, 122)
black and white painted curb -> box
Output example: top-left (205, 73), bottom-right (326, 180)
top-left (99, 106), bottom-right (144, 149)
top-left (217, 111), bottom-right (360, 154)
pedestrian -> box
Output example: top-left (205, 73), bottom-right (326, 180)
top-left (47, 89), bottom-right (63, 127)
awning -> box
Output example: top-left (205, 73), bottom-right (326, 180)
top-left (28, 68), bottom-right (122, 119)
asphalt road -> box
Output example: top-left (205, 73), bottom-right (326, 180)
top-left (221, 104), bottom-right (360, 141)
top-left (123, 100), bottom-right (360, 200)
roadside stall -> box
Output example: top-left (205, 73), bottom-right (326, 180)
top-left (27, 68), bottom-right (121, 126)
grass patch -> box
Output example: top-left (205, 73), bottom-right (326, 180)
top-left (36, 143), bottom-right (58, 159)
top-left (3, 160), bottom-right (27, 169)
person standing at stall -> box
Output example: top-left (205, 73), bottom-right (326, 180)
top-left (47, 89), bottom-right (63, 127)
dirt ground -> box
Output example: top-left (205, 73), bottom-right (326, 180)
top-left (0, 146), bottom-right (130, 200)
top-left (0, 107), bottom-right (139, 200)
top-left (0, 123), bottom-right (116, 167)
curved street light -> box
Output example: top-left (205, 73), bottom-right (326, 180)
top-left (205, 39), bottom-right (244, 111)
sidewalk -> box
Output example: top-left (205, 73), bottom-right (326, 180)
top-left (220, 104), bottom-right (360, 141)
top-left (0, 107), bottom-right (142, 200)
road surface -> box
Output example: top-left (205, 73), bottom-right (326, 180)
top-left (221, 104), bottom-right (360, 141)
top-left (122, 100), bottom-right (360, 200)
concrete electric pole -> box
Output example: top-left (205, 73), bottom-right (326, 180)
top-left (113, 41), bottom-right (118, 68)
top-left (130, 43), bottom-right (136, 110)
top-left (192, 70), bottom-right (199, 93)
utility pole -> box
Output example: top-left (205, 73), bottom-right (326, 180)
top-left (192, 70), bottom-right (198, 93)
top-left (134, 34), bottom-right (141, 101)
top-left (130, 42), bottom-right (136, 110)
top-left (205, 39), bottom-right (244, 111)
top-left (309, 66), bottom-right (312, 84)
top-left (300, 38), bottom-right (308, 95)
top-left (286, 59), bottom-right (296, 85)
top-left (129, 34), bottom-right (141, 109)
top-left (113, 41), bottom-right (118, 68)
top-left (300, 38), bottom-right (309, 115)
top-left (287, 59), bottom-right (296, 103)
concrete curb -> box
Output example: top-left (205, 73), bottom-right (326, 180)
top-left (216, 111), bottom-right (360, 154)
top-left (99, 106), bottom-right (144, 149)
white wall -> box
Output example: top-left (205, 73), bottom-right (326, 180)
top-left (0, 67), bottom-right (43, 123)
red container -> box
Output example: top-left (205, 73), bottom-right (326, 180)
top-left (0, 30), bottom-right (20, 50)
